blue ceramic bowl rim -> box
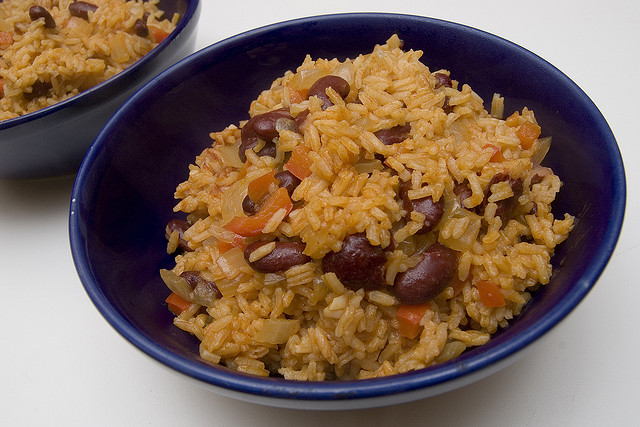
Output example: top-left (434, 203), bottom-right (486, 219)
top-left (70, 12), bottom-right (626, 402)
top-left (0, 0), bottom-right (200, 131)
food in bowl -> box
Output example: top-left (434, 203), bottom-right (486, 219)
top-left (160, 35), bottom-right (574, 381)
top-left (0, 0), bottom-right (179, 121)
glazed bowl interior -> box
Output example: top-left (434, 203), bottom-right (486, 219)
top-left (70, 13), bottom-right (625, 409)
top-left (0, 0), bottom-right (201, 179)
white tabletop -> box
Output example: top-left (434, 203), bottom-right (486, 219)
top-left (2, 0), bottom-right (638, 425)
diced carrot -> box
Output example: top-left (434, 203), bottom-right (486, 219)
top-left (217, 235), bottom-right (246, 253)
top-left (516, 121), bottom-right (541, 150)
top-left (165, 292), bottom-right (191, 315)
top-left (247, 170), bottom-right (277, 203)
top-left (0, 31), bottom-right (14, 46)
top-left (505, 111), bottom-right (520, 127)
top-left (397, 302), bottom-right (431, 339)
top-left (476, 280), bottom-right (506, 307)
top-left (224, 187), bottom-right (293, 237)
top-left (149, 26), bottom-right (170, 43)
top-left (285, 145), bottom-right (313, 180)
top-left (287, 85), bottom-right (308, 104)
top-left (483, 144), bottom-right (505, 163)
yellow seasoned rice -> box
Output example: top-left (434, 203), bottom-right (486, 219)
top-left (161, 35), bottom-right (574, 380)
top-left (0, 0), bottom-right (178, 121)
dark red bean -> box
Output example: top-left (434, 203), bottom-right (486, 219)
top-left (134, 18), bottom-right (149, 37)
top-left (165, 219), bottom-right (193, 252)
top-left (399, 182), bottom-right (444, 234)
top-left (442, 96), bottom-right (454, 114)
top-left (434, 73), bottom-right (452, 89)
top-left (275, 170), bottom-right (301, 196)
top-left (23, 80), bottom-right (52, 101)
top-left (294, 109), bottom-right (310, 129)
top-left (453, 181), bottom-right (473, 209)
top-left (394, 243), bottom-right (458, 304)
top-left (244, 241), bottom-right (310, 273)
top-left (321, 233), bottom-right (387, 290)
top-left (69, 1), bottom-right (98, 21)
top-left (374, 124), bottom-right (411, 146)
top-left (239, 109), bottom-right (294, 162)
top-left (242, 195), bottom-right (257, 215)
top-left (308, 75), bottom-right (350, 110)
top-left (29, 6), bottom-right (56, 28)
top-left (180, 271), bottom-right (222, 299)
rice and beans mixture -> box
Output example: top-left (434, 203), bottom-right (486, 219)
top-left (162, 36), bottom-right (574, 380)
top-left (0, 0), bottom-right (178, 121)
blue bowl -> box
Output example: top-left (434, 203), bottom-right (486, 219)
top-left (69, 13), bottom-right (625, 409)
top-left (0, 0), bottom-right (201, 180)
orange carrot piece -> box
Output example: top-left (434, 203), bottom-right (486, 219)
top-left (149, 26), bottom-right (169, 43)
top-left (0, 31), bottom-right (13, 46)
top-left (505, 111), bottom-right (520, 127)
top-left (287, 85), bottom-right (307, 104)
top-left (247, 171), bottom-right (277, 203)
top-left (516, 121), bottom-right (541, 150)
top-left (224, 187), bottom-right (293, 237)
top-left (165, 292), bottom-right (191, 315)
top-left (483, 144), bottom-right (505, 163)
top-left (217, 235), bottom-right (246, 253)
top-left (476, 280), bottom-right (506, 307)
top-left (285, 145), bottom-right (313, 180)
top-left (397, 302), bottom-right (431, 339)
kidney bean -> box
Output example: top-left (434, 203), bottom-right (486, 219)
top-left (165, 219), bottom-right (193, 252)
top-left (244, 241), bottom-right (310, 273)
top-left (69, 1), bottom-right (98, 21)
top-left (275, 170), bottom-right (301, 196)
top-left (294, 109), bottom-right (310, 129)
top-left (399, 182), bottom-right (444, 234)
top-left (308, 75), bottom-right (350, 110)
top-left (242, 195), bottom-right (257, 215)
top-left (134, 18), bottom-right (149, 37)
top-left (180, 271), bottom-right (222, 299)
top-left (29, 6), bottom-right (56, 28)
top-left (442, 96), bottom-right (454, 114)
top-left (239, 109), bottom-right (293, 162)
top-left (434, 73), bottom-right (453, 89)
top-left (478, 173), bottom-right (523, 224)
top-left (23, 80), bottom-right (52, 101)
top-left (453, 181), bottom-right (473, 209)
top-left (394, 243), bottom-right (458, 304)
top-left (321, 233), bottom-right (387, 290)
top-left (374, 124), bottom-right (411, 146)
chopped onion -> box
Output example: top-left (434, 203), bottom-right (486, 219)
top-left (292, 68), bottom-right (330, 90)
top-left (160, 269), bottom-right (193, 301)
top-left (531, 136), bottom-right (552, 165)
top-left (217, 143), bottom-right (244, 168)
top-left (221, 179), bottom-right (248, 225)
top-left (253, 319), bottom-right (300, 344)
top-left (332, 61), bottom-right (355, 87)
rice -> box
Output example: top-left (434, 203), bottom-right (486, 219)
top-left (0, 0), bottom-right (178, 121)
top-left (161, 35), bottom-right (574, 381)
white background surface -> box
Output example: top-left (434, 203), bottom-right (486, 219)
top-left (1, 0), bottom-right (638, 425)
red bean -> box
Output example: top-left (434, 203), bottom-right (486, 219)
top-left (399, 182), bottom-right (444, 234)
top-left (134, 18), bottom-right (149, 37)
top-left (69, 1), bottom-right (98, 21)
top-left (244, 241), bottom-right (310, 273)
top-left (374, 124), bottom-right (411, 146)
top-left (242, 195), bottom-right (257, 215)
top-left (239, 109), bottom-right (294, 162)
top-left (308, 75), bottom-right (350, 110)
top-left (394, 243), bottom-right (458, 304)
top-left (321, 233), bottom-right (387, 290)
top-left (165, 219), bottom-right (192, 252)
top-left (180, 271), bottom-right (222, 299)
top-left (434, 73), bottom-right (453, 89)
top-left (23, 80), bottom-right (52, 101)
top-left (29, 6), bottom-right (56, 29)
top-left (275, 170), bottom-right (301, 197)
